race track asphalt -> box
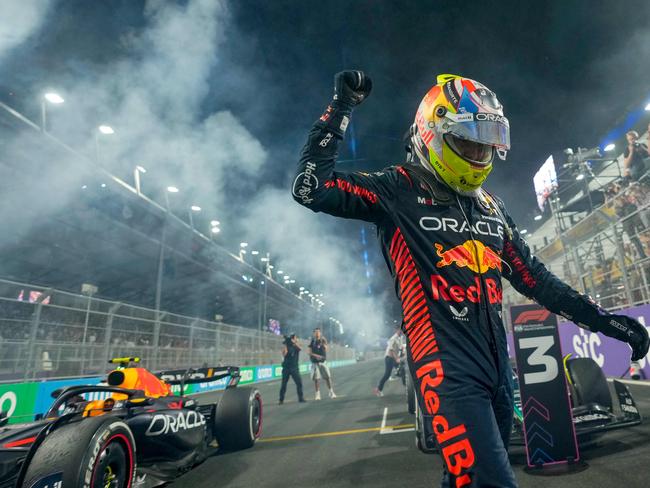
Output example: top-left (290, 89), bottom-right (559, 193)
top-left (171, 360), bottom-right (650, 488)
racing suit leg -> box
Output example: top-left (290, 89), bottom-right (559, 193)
top-left (410, 352), bottom-right (517, 488)
top-left (436, 386), bottom-right (517, 488)
top-left (492, 376), bottom-right (514, 452)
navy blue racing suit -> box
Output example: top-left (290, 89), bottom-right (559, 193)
top-left (293, 103), bottom-right (608, 487)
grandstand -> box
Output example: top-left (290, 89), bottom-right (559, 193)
top-left (503, 125), bottom-right (650, 322)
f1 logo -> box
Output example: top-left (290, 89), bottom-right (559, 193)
top-left (514, 309), bottom-right (551, 324)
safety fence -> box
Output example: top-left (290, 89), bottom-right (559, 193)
top-left (0, 359), bottom-right (358, 425)
top-left (0, 278), bottom-right (355, 382)
top-left (504, 177), bottom-right (650, 313)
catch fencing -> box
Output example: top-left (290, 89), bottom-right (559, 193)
top-left (504, 176), bottom-right (650, 317)
top-left (0, 278), bottom-right (354, 382)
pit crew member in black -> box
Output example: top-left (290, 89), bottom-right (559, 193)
top-left (279, 334), bottom-right (305, 404)
top-left (292, 71), bottom-right (650, 488)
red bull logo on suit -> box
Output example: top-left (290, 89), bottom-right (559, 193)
top-left (435, 240), bottom-right (502, 274)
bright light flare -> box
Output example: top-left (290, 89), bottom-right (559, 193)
top-left (603, 143), bottom-right (616, 152)
top-left (167, 186), bottom-right (179, 193)
top-left (98, 125), bottom-right (114, 134)
top-left (44, 92), bottom-right (64, 104)
top-left (191, 205), bottom-right (201, 212)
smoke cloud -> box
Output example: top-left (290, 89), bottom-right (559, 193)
top-left (240, 187), bottom-right (389, 338)
top-left (0, 0), bottom-right (389, 339)
top-left (0, 0), bottom-right (51, 61)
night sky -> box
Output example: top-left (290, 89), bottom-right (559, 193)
top-left (3, 1), bottom-right (650, 226)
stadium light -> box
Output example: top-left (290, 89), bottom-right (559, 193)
top-left (211, 227), bottom-right (220, 234)
top-left (191, 205), bottom-right (201, 212)
top-left (520, 229), bottom-right (528, 235)
top-left (260, 257), bottom-right (269, 262)
top-left (41, 92), bottom-right (65, 132)
top-left (134, 166), bottom-right (147, 194)
top-left (240, 242), bottom-right (248, 248)
top-left (167, 186), bottom-right (179, 193)
top-left (534, 214), bottom-right (542, 221)
top-left (100, 183), bottom-right (107, 188)
top-left (81, 185), bottom-right (87, 190)
top-left (44, 92), bottom-right (64, 104)
top-left (575, 174), bottom-right (585, 181)
top-left (277, 270), bottom-right (284, 275)
top-left (603, 143), bottom-right (616, 152)
top-left (251, 250), bottom-right (259, 255)
top-left (210, 220), bottom-right (220, 226)
top-left (98, 125), bottom-right (115, 135)
top-left (299, 286), bottom-right (305, 291)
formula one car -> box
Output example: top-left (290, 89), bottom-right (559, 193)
top-left (409, 356), bottom-right (641, 453)
top-left (0, 358), bottom-right (263, 488)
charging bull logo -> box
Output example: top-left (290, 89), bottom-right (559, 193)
top-left (435, 240), bottom-right (502, 274)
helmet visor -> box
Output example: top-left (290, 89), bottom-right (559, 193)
top-left (444, 134), bottom-right (494, 166)
top-left (444, 113), bottom-right (511, 150)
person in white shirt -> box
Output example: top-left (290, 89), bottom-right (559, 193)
top-left (374, 326), bottom-right (403, 397)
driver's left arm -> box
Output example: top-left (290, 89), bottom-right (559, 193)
top-left (496, 197), bottom-right (649, 360)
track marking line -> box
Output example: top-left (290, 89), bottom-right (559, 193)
top-left (377, 406), bottom-right (414, 435)
top-left (380, 426), bottom-right (415, 435)
top-left (258, 424), bottom-right (415, 443)
top-left (380, 407), bottom-right (388, 432)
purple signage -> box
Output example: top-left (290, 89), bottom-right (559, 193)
top-left (507, 303), bottom-right (650, 379)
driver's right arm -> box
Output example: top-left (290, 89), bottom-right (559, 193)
top-left (292, 71), bottom-right (398, 222)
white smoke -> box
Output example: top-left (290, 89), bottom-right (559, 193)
top-left (240, 187), bottom-right (390, 338)
top-left (0, 0), bottom-right (387, 339)
top-left (0, 0), bottom-right (51, 61)
top-left (40, 0), bottom-right (265, 212)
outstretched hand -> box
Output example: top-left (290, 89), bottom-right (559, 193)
top-left (604, 314), bottom-right (649, 361)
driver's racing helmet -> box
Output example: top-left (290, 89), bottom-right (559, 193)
top-left (409, 74), bottom-right (510, 194)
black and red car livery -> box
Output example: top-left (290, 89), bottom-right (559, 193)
top-left (0, 359), bottom-right (262, 488)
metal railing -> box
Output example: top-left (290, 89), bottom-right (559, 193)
top-left (0, 278), bottom-right (355, 383)
top-left (504, 178), bottom-right (650, 313)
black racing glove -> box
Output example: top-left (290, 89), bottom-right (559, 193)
top-left (333, 70), bottom-right (372, 109)
top-left (316, 70), bottom-right (372, 138)
top-left (594, 314), bottom-right (649, 361)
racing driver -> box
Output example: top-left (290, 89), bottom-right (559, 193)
top-left (292, 71), bottom-right (650, 487)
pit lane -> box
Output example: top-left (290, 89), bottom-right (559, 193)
top-left (171, 361), bottom-right (650, 488)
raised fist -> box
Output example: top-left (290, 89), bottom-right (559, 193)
top-left (333, 70), bottom-right (372, 108)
